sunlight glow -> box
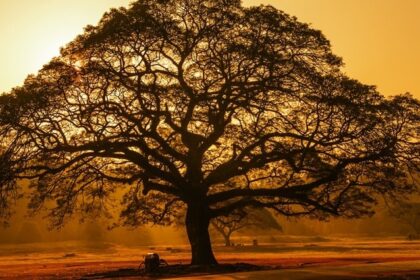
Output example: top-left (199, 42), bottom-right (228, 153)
top-left (0, 0), bottom-right (132, 93)
top-left (0, 0), bottom-right (419, 98)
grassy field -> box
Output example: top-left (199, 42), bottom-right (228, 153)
top-left (0, 236), bottom-right (420, 279)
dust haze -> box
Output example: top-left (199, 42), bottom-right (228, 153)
top-left (0, 201), bottom-right (414, 247)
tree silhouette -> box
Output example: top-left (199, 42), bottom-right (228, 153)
top-left (211, 207), bottom-right (282, 246)
top-left (0, 0), bottom-right (419, 265)
top-left (389, 202), bottom-right (420, 237)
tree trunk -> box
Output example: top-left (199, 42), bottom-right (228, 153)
top-left (223, 232), bottom-right (232, 246)
top-left (186, 202), bottom-right (218, 265)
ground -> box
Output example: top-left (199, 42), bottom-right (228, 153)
top-left (0, 236), bottom-right (420, 279)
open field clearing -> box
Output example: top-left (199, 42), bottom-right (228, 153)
top-left (0, 236), bottom-right (420, 279)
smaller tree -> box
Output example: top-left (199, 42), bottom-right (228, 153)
top-left (390, 202), bottom-right (420, 238)
top-left (211, 207), bottom-right (282, 246)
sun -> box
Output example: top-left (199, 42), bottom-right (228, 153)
top-left (0, 0), bottom-right (132, 94)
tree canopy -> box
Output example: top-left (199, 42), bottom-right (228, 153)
top-left (0, 0), bottom-right (419, 265)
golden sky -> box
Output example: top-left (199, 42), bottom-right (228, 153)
top-left (0, 0), bottom-right (419, 98)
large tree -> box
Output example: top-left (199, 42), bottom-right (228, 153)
top-left (0, 0), bottom-right (419, 265)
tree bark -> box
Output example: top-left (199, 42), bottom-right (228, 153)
top-left (186, 202), bottom-right (218, 265)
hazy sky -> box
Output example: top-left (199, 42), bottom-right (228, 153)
top-left (0, 0), bottom-right (419, 98)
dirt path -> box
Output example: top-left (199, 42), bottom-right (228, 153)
top-left (1, 256), bottom-right (420, 279)
top-left (163, 260), bottom-right (420, 280)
